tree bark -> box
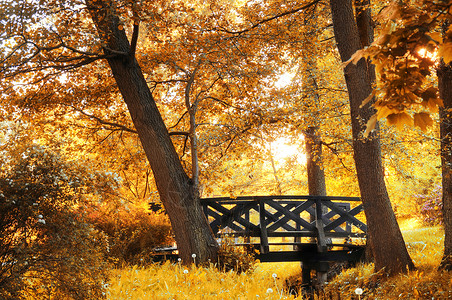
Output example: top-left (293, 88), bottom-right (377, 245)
top-left (438, 61), bottom-right (452, 270)
top-left (301, 9), bottom-right (327, 198)
top-left (329, 0), bottom-right (414, 274)
top-left (305, 127), bottom-right (327, 197)
top-left (85, 0), bottom-right (218, 264)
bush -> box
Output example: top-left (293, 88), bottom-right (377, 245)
top-left (0, 145), bottom-right (110, 300)
top-left (216, 235), bottom-right (256, 273)
top-left (416, 184), bottom-right (443, 225)
top-left (85, 203), bottom-right (174, 266)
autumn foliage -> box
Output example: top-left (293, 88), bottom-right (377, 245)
top-left (0, 0), bottom-right (451, 297)
top-left (0, 144), bottom-right (109, 300)
top-left (85, 203), bottom-right (174, 266)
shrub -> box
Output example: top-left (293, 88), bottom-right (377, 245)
top-left (85, 203), bottom-right (174, 266)
top-left (0, 145), bottom-right (110, 300)
top-left (216, 235), bottom-right (256, 273)
top-left (416, 184), bottom-right (443, 225)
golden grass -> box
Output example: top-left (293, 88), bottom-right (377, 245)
top-left (324, 225), bottom-right (451, 299)
top-left (106, 261), bottom-right (302, 299)
top-left (106, 225), bottom-right (451, 300)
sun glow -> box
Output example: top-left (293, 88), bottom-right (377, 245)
top-left (417, 47), bottom-right (438, 62)
top-left (270, 137), bottom-right (307, 165)
top-left (274, 72), bottom-right (295, 88)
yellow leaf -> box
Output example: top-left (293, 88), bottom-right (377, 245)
top-left (427, 32), bottom-right (442, 43)
top-left (378, 2), bottom-right (401, 21)
top-left (364, 114), bottom-right (377, 138)
top-left (342, 49), bottom-right (366, 68)
top-left (376, 105), bottom-right (395, 120)
top-left (387, 112), bottom-right (413, 129)
top-left (413, 112), bottom-right (434, 132)
top-left (359, 91), bottom-right (376, 108)
top-left (438, 42), bottom-right (452, 64)
top-left (427, 97), bottom-right (443, 112)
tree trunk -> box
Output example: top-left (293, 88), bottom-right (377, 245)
top-left (438, 61), bottom-right (452, 270)
top-left (269, 146), bottom-right (283, 195)
top-left (329, 0), bottom-right (414, 274)
top-left (305, 126), bottom-right (327, 197)
top-left (86, 0), bottom-right (218, 264)
top-left (305, 126), bottom-right (328, 287)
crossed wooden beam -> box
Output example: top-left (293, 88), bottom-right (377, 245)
top-left (201, 195), bottom-right (367, 254)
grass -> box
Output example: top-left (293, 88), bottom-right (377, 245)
top-left (323, 225), bottom-right (450, 299)
top-left (106, 261), bottom-right (302, 299)
top-left (106, 224), bottom-right (451, 300)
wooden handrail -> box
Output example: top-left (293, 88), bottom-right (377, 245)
top-left (200, 195), bottom-right (367, 254)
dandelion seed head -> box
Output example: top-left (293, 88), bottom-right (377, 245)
top-left (183, 269), bottom-right (189, 274)
top-left (192, 254), bottom-right (196, 258)
top-left (355, 288), bottom-right (363, 295)
top-left (266, 288), bottom-right (273, 294)
top-left (272, 273), bottom-right (277, 278)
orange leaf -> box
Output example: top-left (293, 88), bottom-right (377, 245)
top-left (413, 112), bottom-right (434, 132)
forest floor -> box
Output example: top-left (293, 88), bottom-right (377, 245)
top-left (106, 223), bottom-right (450, 299)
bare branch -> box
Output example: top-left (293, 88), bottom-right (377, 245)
top-left (68, 105), bottom-right (137, 134)
top-left (218, 0), bottom-right (322, 34)
top-left (169, 131), bottom-right (190, 137)
top-left (130, 22), bottom-right (140, 57)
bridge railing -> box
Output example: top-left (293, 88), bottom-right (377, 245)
top-left (200, 195), bottom-right (367, 254)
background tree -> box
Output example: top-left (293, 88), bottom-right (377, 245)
top-left (0, 0), bottom-right (326, 264)
top-left (329, 0), bottom-right (415, 274)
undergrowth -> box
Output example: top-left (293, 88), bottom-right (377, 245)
top-left (106, 226), bottom-right (451, 300)
top-left (322, 225), bottom-right (450, 299)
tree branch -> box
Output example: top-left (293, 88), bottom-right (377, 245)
top-left (218, 0), bottom-right (321, 34)
top-left (169, 131), bottom-right (190, 137)
top-left (68, 105), bottom-right (137, 134)
top-left (130, 22), bottom-right (139, 57)
top-left (322, 141), bottom-right (353, 172)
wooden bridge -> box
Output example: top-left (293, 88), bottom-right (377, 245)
top-left (201, 195), bottom-right (367, 285)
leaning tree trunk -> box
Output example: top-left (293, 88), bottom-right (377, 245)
top-left (329, 0), bottom-right (414, 274)
top-left (86, 0), bottom-right (218, 264)
top-left (438, 60), bottom-right (452, 270)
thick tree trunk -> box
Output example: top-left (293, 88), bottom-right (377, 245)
top-left (329, 0), bottom-right (414, 274)
top-left (86, 0), bottom-right (218, 264)
top-left (438, 61), bottom-right (452, 270)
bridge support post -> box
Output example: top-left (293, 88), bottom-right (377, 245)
top-left (259, 200), bottom-right (270, 254)
top-left (301, 264), bottom-right (312, 286)
top-left (301, 261), bottom-right (329, 288)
